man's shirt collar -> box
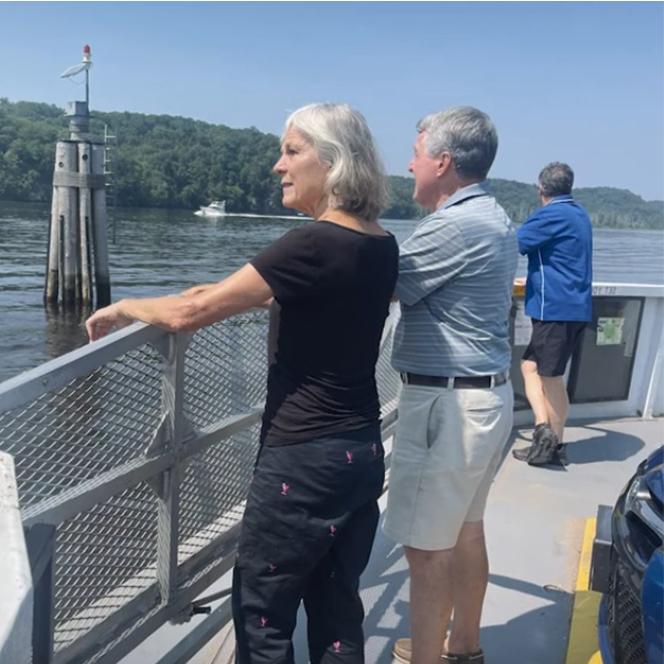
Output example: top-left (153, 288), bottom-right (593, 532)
top-left (549, 194), bottom-right (574, 205)
top-left (439, 182), bottom-right (489, 211)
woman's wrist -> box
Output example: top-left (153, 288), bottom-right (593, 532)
top-left (114, 299), bottom-right (134, 324)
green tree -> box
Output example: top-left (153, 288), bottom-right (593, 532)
top-left (0, 99), bottom-right (661, 229)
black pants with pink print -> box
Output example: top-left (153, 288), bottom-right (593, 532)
top-left (232, 424), bottom-right (385, 664)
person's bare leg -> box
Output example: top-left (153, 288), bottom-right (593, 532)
top-left (540, 375), bottom-right (569, 443)
top-left (520, 360), bottom-right (549, 426)
top-left (405, 546), bottom-right (455, 664)
top-left (446, 522), bottom-right (487, 655)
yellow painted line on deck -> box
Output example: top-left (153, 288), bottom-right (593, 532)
top-left (565, 518), bottom-right (603, 664)
top-left (576, 518), bottom-right (597, 591)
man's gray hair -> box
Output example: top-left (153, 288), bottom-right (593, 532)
top-left (284, 103), bottom-right (388, 221)
top-left (417, 106), bottom-right (498, 181)
top-left (538, 162), bottom-right (574, 197)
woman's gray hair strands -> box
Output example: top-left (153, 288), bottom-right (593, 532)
top-left (285, 103), bottom-right (389, 221)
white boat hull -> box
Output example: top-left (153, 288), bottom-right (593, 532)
top-left (194, 209), bottom-right (227, 219)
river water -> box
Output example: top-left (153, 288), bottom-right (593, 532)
top-left (1, 200), bottom-right (663, 383)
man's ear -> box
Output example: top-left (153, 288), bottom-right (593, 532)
top-left (436, 151), bottom-right (453, 177)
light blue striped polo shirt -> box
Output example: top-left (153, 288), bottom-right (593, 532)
top-left (392, 182), bottom-right (518, 376)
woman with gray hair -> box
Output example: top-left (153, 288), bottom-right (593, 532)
top-left (86, 103), bottom-right (398, 663)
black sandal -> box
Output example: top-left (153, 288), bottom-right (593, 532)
top-left (441, 650), bottom-right (484, 663)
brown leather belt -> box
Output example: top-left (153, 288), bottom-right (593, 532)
top-left (400, 371), bottom-right (508, 389)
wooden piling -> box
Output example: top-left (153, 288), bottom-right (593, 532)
top-left (60, 142), bottom-right (78, 307)
top-left (44, 147), bottom-right (63, 303)
top-left (44, 138), bottom-right (111, 309)
top-left (91, 144), bottom-right (111, 307)
top-left (78, 143), bottom-right (93, 305)
top-left (45, 57), bottom-right (112, 311)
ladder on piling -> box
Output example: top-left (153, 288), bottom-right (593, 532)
top-left (103, 124), bottom-right (117, 243)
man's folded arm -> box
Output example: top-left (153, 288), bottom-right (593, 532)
top-left (396, 219), bottom-right (468, 305)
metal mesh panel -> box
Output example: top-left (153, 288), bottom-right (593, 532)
top-left (178, 424), bottom-right (260, 565)
top-left (0, 344), bottom-right (163, 508)
top-left (376, 324), bottom-right (401, 418)
top-left (184, 311), bottom-right (269, 429)
top-left (86, 599), bottom-right (163, 664)
top-left (0, 308), bottom-right (400, 663)
top-left (53, 482), bottom-right (158, 652)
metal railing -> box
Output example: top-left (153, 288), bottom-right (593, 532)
top-left (4, 281), bottom-right (661, 662)
top-left (0, 452), bottom-right (33, 664)
top-left (0, 308), bottom-right (402, 663)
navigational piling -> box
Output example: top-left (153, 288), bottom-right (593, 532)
top-left (44, 45), bottom-right (111, 309)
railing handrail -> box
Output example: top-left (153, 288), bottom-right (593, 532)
top-left (511, 280), bottom-right (664, 299)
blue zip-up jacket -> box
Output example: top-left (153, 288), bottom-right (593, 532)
top-left (517, 196), bottom-right (592, 321)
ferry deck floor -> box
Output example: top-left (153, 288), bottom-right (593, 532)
top-left (349, 417), bottom-right (662, 664)
top-left (125, 416), bottom-right (663, 664)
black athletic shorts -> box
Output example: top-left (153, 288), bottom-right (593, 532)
top-left (522, 320), bottom-right (588, 377)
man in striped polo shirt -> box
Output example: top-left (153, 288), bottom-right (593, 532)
top-left (384, 107), bottom-right (518, 664)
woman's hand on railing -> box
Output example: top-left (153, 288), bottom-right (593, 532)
top-left (86, 265), bottom-right (273, 338)
top-left (86, 303), bottom-right (134, 341)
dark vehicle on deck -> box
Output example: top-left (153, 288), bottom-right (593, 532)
top-left (591, 446), bottom-right (664, 664)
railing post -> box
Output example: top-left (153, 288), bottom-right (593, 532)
top-left (640, 297), bottom-right (664, 419)
top-left (151, 332), bottom-right (192, 605)
top-left (25, 523), bottom-right (56, 663)
top-left (0, 452), bottom-right (33, 664)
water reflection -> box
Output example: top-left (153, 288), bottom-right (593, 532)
top-left (44, 302), bottom-right (92, 361)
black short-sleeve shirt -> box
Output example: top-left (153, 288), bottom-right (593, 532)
top-left (250, 220), bottom-right (398, 446)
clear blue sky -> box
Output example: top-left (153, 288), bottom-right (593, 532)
top-left (1, 2), bottom-right (663, 200)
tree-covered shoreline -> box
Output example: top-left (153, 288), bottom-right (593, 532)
top-left (1, 98), bottom-right (662, 229)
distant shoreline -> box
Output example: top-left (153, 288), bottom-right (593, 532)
top-left (0, 97), bottom-right (664, 230)
top-left (1, 100), bottom-right (662, 230)
top-left (1, 198), bottom-right (662, 231)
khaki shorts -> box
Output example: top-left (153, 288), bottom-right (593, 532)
top-left (383, 381), bottom-right (513, 550)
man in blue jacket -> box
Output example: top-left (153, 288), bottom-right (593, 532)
top-left (512, 162), bottom-right (592, 466)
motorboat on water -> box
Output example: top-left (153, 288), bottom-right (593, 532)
top-left (194, 200), bottom-right (227, 218)
top-left (193, 201), bottom-right (310, 222)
